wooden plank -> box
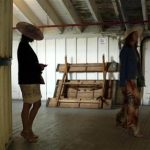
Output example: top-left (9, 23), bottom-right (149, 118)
top-left (94, 89), bottom-right (103, 98)
top-left (54, 80), bottom-right (117, 98)
top-left (63, 82), bottom-right (103, 88)
top-left (59, 99), bottom-right (79, 103)
top-left (59, 99), bottom-right (101, 104)
top-left (77, 91), bottom-right (94, 100)
top-left (47, 70), bottom-right (118, 108)
top-left (47, 96), bottom-right (112, 109)
top-left (56, 63), bottom-right (119, 73)
top-left (60, 103), bottom-right (79, 108)
top-left (56, 63), bottom-right (104, 72)
top-left (57, 80), bottom-right (104, 85)
top-left (67, 88), bottom-right (77, 98)
top-left (80, 103), bottom-right (100, 109)
top-left (80, 100), bottom-right (101, 103)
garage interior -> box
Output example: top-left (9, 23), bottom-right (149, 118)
top-left (1, 0), bottom-right (150, 150)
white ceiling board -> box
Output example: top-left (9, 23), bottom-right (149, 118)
top-left (13, 3), bottom-right (31, 25)
top-left (23, 0), bottom-right (49, 25)
top-left (36, 0), bottom-right (63, 33)
top-left (13, 0), bottom-right (43, 25)
top-left (62, 0), bottom-right (82, 32)
top-left (12, 0), bottom-right (146, 36)
top-left (48, 0), bottom-right (74, 24)
top-left (13, 15), bottom-right (20, 27)
top-left (85, 0), bottom-right (103, 31)
top-left (48, 0), bottom-right (81, 32)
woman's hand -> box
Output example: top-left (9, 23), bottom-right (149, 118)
top-left (39, 64), bottom-right (47, 70)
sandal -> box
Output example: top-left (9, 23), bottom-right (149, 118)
top-left (134, 133), bottom-right (143, 138)
top-left (127, 125), bottom-right (143, 138)
top-left (133, 130), bottom-right (143, 138)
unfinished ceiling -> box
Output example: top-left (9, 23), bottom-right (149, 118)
top-left (13, 0), bottom-right (150, 37)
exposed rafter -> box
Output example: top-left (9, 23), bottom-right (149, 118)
top-left (111, 0), bottom-right (119, 18)
top-left (12, 0), bottom-right (149, 37)
top-left (57, 0), bottom-right (82, 33)
top-left (117, 0), bottom-right (128, 30)
top-left (13, 0), bottom-right (43, 26)
top-left (36, 0), bottom-right (63, 33)
top-left (85, 0), bottom-right (103, 31)
top-left (13, 3), bottom-right (31, 24)
top-left (141, 0), bottom-right (148, 30)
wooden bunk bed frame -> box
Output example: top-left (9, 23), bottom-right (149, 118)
top-left (47, 55), bottom-right (119, 109)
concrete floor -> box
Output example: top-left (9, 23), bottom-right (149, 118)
top-left (8, 101), bottom-right (150, 150)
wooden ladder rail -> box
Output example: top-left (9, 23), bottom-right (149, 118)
top-left (97, 54), bottom-right (107, 108)
top-left (56, 56), bottom-right (68, 106)
top-left (101, 54), bottom-right (108, 108)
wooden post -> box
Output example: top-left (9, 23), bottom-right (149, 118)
top-left (0, 0), bottom-right (13, 149)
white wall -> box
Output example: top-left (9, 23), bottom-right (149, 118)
top-left (12, 35), bottom-right (119, 101)
top-left (142, 40), bottom-right (150, 105)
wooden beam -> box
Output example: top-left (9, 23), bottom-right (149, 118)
top-left (111, 0), bottom-right (121, 30)
top-left (111, 0), bottom-right (119, 18)
top-left (86, 0), bottom-right (100, 21)
top-left (13, 3), bottom-right (31, 23)
top-left (85, 0), bottom-right (103, 31)
top-left (36, 0), bottom-right (63, 33)
top-left (117, 0), bottom-right (128, 30)
top-left (141, 0), bottom-right (148, 30)
top-left (13, 0), bottom-right (43, 25)
top-left (59, 0), bottom-right (82, 33)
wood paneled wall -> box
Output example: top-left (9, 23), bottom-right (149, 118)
top-left (12, 36), bottom-right (119, 100)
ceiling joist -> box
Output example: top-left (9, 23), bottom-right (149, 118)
top-left (141, 0), bottom-right (148, 30)
top-left (111, 0), bottom-right (119, 18)
top-left (12, 0), bottom-right (148, 37)
top-left (58, 0), bottom-right (82, 33)
top-left (13, 0), bottom-right (43, 26)
top-left (117, 0), bottom-right (128, 30)
top-left (85, 0), bottom-right (103, 31)
top-left (85, 0), bottom-right (100, 22)
top-left (36, 0), bottom-right (63, 33)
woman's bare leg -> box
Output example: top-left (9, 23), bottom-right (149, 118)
top-left (21, 102), bottom-right (32, 132)
top-left (28, 100), bottom-right (41, 135)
